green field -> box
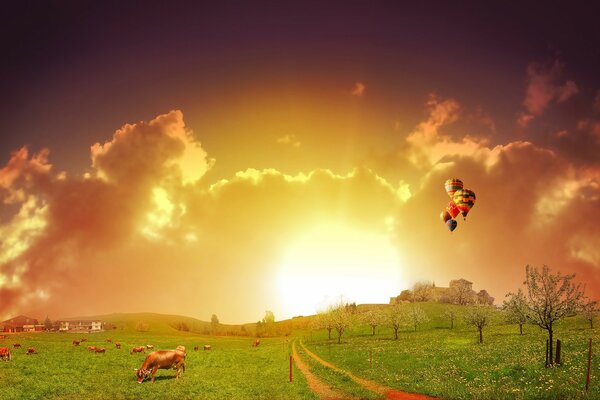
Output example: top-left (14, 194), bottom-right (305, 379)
top-left (1, 305), bottom-right (600, 399)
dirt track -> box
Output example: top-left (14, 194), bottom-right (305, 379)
top-left (296, 340), bottom-right (438, 400)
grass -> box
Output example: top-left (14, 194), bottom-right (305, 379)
top-left (303, 302), bottom-right (600, 399)
top-left (0, 328), bottom-right (316, 400)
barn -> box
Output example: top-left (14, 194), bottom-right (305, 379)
top-left (1, 315), bottom-right (41, 333)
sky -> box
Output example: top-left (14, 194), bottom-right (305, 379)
top-left (1, 1), bottom-right (599, 323)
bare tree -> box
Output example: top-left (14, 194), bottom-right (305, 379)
top-left (523, 264), bottom-right (584, 365)
top-left (503, 289), bottom-right (529, 335)
top-left (408, 305), bottom-right (429, 331)
top-left (412, 281), bottom-right (434, 302)
top-left (361, 309), bottom-right (383, 336)
top-left (463, 305), bottom-right (494, 343)
top-left (441, 309), bottom-right (457, 329)
top-left (386, 303), bottom-right (406, 340)
top-left (580, 297), bottom-right (599, 329)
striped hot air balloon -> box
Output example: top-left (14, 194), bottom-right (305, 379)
top-left (446, 201), bottom-right (460, 219)
top-left (440, 210), bottom-right (452, 223)
top-left (453, 189), bottom-right (476, 219)
top-left (444, 178), bottom-right (463, 199)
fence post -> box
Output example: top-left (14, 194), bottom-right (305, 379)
top-left (586, 338), bottom-right (592, 392)
top-left (289, 354), bottom-right (293, 383)
top-left (555, 339), bottom-right (562, 366)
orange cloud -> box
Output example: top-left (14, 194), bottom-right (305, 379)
top-left (351, 81), bottom-right (366, 97)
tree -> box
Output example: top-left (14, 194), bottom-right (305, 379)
top-left (523, 264), bottom-right (584, 366)
top-left (262, 310), bottom-right (275, 325)
top-left (448, 280), bottom-right (475, 305)
top-left (211, 314), bottom-right (219, 335)
top-left (386, 303), bottom-right (406, 340)
top-left (442, 309), bottom-right (457, 329)
top-left (476, 290), bottom-right (495, 305)
top-left (330, 303), bottom-right (353, 344)
top-left (503, 289), bottom-right (529, 334)
top-left (315, 310), bottom-right (334, 340)
top-left (361, 309), bottom-right (383, 336)
top-left (463, 305), bottom-right (494, 343)
top-left (580, 297), bottom-right (599, 329)
top-left (412, 281), bottom-right (434, 302)
top-left (44, 316), bottom-right (52, 331)
top-left (407, 305), bottom-right (429, 331)
top-left (135, 321), bottom-right (149, 332)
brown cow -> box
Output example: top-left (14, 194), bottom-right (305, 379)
top-left (72, 340), bottom-right (80, 346)
top-left (80, 338), bottom-right (87, 342)
top-left (26, 347), bottom-right (36, 355)
top-left (193, 346), bottom-right (199, 351)
top-left (13, 343), bottom-right (21, 349)
top-left (0, 347), bottom-right (11, 360)
top-left (145, 344), bottom-right (154, 350)
top-left (115, 343), bottom-right (121, 349)
top-left (87, 346), bottom-right (97, 352)
top-left (135, 350), bottom-right (186, 383)
top-left (106, 338), bottom-right (113, 343)
top-left (0, 335), bottom-right (6, 339)
top-left (176, 345), bottom-right (186, 353)
top-left (95, 348), bottom-right (106, 353)
top-left (131, 346), bottom-right (145, 354)
top-left (252, 339), bottom-right (260, 347)
top-left (203, 345), bottom-right (211, 351)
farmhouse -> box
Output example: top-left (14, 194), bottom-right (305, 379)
top-left (1, 315), bottom-right (44, 333)
top-left (390, 278), bottom-right (495, 305)
top-left (58, 320), bottom-right (103, 332)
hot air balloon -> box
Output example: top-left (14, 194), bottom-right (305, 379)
top-left (444, 178), bottom-right (463, 199)
top-left (440, 210), bottom-right (452, 223)
top-left (453, 189), bottom-right (476, 219)
top-left (446, 219), bottom-right (457, 232)
top-left (446, 201), bottom-right (460, 219)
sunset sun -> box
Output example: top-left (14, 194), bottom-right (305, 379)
top-left (277, 223), bottom-right (402, 318)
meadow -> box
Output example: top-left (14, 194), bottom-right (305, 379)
top-left (1, 305), bottom-right (599, 399)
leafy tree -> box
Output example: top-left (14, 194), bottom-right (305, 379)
top-left (448, 280), bottom-right (475, 305)
top-left (330, 303), bottom-right (353, 344)
top-left (503, 289), bottom-right (529, 334)
top-left (441, 309), bottom-right (457, 329)
top-left (580, 297), bottom-right (599, 329)
top-left (476, 290), bottom-right (495, 305)
top-left (523, 264), bottom-right (584, 365)
top-left (463, 305), bottom-right (494, 343)
top-left (361, 309), bottom-right (383, 336)
top-left (44, 316), bottom-right (52, 331)
top-left (408, 304), bottom-right (429, 331)
top-left (211, 314), bottom-right (219, 334)
top-left (386, 303), bottom-right (406, 340)
top-left (262, 310), bottom-right (275, 325)
top-left (315, 311), bottom-right (334, 340)
top-left (412, 281), bottom-right (434, 302)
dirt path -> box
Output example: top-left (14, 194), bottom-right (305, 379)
top-left (298, 341), bottom-right (438, 400)
top-left (292, 340), bottom-right (353, 400)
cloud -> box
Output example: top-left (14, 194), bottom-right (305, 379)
top-left (276, 134), bottom-right (301, 148)
top-left (519, 60), bottom-right (578, 123)
top-left (351, 81), bottom-right (366, 97)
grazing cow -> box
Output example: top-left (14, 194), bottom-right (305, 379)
top-left (203, 345), bottom-right (211, 351)
top-left (13, 343), bottom-right (21, 349)
top-left (95, 348), bottom-right (106, 353)
top-left (252, 339), bottom-right (260, 347)
top-left (72, 340), bottom-right (80, 346)
top-left (131, 346), bottom-right (145, 354)
top-left (146, 345), bottom-right (154, 350)
top-left (135, 350), bottom-right (186, 383)
top-left (26, 347), bottom-right (36, 355)
top-left (87, 346), bottom-right (97, 352)
top-left (106, 338), bottom-right (113, 343)
top-left (0, 335), bottom-right (5, 339)
top-left (115, 343), bottom-right (121, 349)
top-left (193, 346), bottom-right (199, 351)
top-left (175, 345), bottom-right (186, 353)
top-left (0, 347), bottom-right (11, 360)
top-left (80, 338), bottom-right (87, 342)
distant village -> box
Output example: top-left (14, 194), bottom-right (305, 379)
top-left (390, 278), bottom-right (495, 306)
top-left (1, 315), bottom-right (103, 333)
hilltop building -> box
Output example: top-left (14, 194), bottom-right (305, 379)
top-left (390, 278), bottom-right (494, 305)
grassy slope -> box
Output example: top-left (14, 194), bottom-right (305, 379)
top-left (303, 302), bottom-right (600, 400)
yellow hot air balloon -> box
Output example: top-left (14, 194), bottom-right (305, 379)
top-left (444, 178), bottom-right (463, 199)
top-left (453, 189), bottom-right (476, 219)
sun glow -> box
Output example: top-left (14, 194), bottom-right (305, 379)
top-left (277, 224), bottom-right (402, 319)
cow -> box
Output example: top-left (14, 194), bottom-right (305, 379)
top-left (145, 345), bottom-right (154, 350)
top-left (0, 347), bottom-right (11, 361)
top-left (95, 348), bottom-right (106, 353)
top-left (0, 335), bottom-right (5, 339)
top-left (72, 340), bottom-right (80, 346)
top-left (252, 339), bottom-right (260, 347)
top-left (80, 338), bottom-right (87, 342)
top-left (203, 345), bottom-right (211, 351)
top-left (193, 346), bottom-right (199, 351)
top-left (135, 350), bottom-right (186, 383)
top-left (26, 347), bottom-right (36, 355)
top-left (115, 343), bottom-right (121, 349)
top-left (131, 346), bottom-right (146, 354)
top-left (13, 343), bottom-right (21, 349)
top-left (106, 338), bottom-right (113, 343)
top-left (176, 345), bottom-right (186, 353)
top-left (87, 346), bottom-right (97, 352)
